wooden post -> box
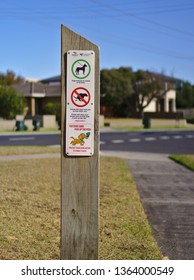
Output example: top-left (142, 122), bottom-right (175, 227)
top-left (61, 25), bottom-right (100, 259)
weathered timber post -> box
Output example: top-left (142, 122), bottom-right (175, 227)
top-left (61, 25), bottom-right (100, 259)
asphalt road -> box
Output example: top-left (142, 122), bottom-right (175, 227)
top-left (0, 132), bottom-right (60, 146)
top-left (101, 130), bottom-right (194, 154)
top-left (0, 130), bottom-right (194, 154)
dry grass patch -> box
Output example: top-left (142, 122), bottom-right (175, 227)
top-left (0, 146), bottom-right (60, 156)
top-left (100, 157), bottom-right (162, 260)
top-left (0, 151), bottom-right (162, 259)
top-left (0, 158), bottom-right (60, 259)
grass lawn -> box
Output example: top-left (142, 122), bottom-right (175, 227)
top-left (103, 118), bottom-right (194, 131)
top-left (169, 155), bottom-right (194, 172)
top-left (0, 148), bottom-right (162, 259)
top-left (0, 146), bottom-right (60, 156)
top-left (100, 157), bottom-right (162, 260)
top-left (0, 158), bottom-right (60, 260)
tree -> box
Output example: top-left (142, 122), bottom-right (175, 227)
top-left (131, 70), bottom-right (175, 116)
top-left (176, 80), bottom-right (194, 108)
top-left (100, 67), bottom-right (133, 117)
top-left (0, 85), bottom-right (26, 119)
top-left (0, 70), bottom-right (24, 86)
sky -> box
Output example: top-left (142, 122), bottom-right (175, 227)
top-left (0, 0), bottom-right (194, 83)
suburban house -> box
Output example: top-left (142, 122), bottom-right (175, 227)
top-left (13, 72), bottom-right (178, 118)
top-left (143, 89), bottom-right (176, 113)
top-left (13, 76), bottom-right (61, 116)
top-left (127, 72), bottom-right (178, 119)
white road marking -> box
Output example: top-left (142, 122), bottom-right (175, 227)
top-left (111, 139), bottom-right (124, 144)
top-left (160, 136), bottom-right (170, 140)
top-left (98, 133), bottom-right (193, 147)
top-left (129, 138), bottom-right (141, 142)
top-left (173, 135), bottom-right (183, 139)
top-left (9, 137), bottom-right (35, 141)
top-left (144, 137), bottom-right (156, 141)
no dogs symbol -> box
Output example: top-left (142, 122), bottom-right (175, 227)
top-left (71, 87), bottom-right (91, 107)
top-left (71, 59), bottom-right (91, 79)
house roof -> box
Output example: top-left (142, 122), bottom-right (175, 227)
top-left (39, 75), bottom-right (61, 84)
top-left (13, 71), bottom-right (179, 99)
top-left (146, 71), bottom-right (178, 83)
top-left (13, 81), bottom-right (60, 97)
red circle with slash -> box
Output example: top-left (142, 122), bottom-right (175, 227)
top-left (71, 87), bottom-right (91, 107)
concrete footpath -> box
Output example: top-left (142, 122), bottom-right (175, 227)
top-left (126, 154), bottom-right (194, 260)
top-left (102, 151), bottom-right (194, 260)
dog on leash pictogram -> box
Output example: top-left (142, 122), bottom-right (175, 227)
top-left (71, 59), bottom-right (91, 79)
top-left (75, 63), bottom-right (87, 75)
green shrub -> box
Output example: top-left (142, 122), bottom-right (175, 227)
top-left (0, 85), bottom-right (26, 119)
top-left (186, 116), bottom-right (194, 124)
top-left (43, 102), bottom-right (61, 123)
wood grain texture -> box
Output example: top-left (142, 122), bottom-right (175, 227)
top-left (61, 25), bottom-right (100, 259)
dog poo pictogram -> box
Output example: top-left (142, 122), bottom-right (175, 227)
top-left (71, 87), bottom-right (90, 107)
top-left (74, 92), bottom-right (88, 102)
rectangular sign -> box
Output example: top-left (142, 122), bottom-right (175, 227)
top-left (66, 50), bottom-right (95, 156)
